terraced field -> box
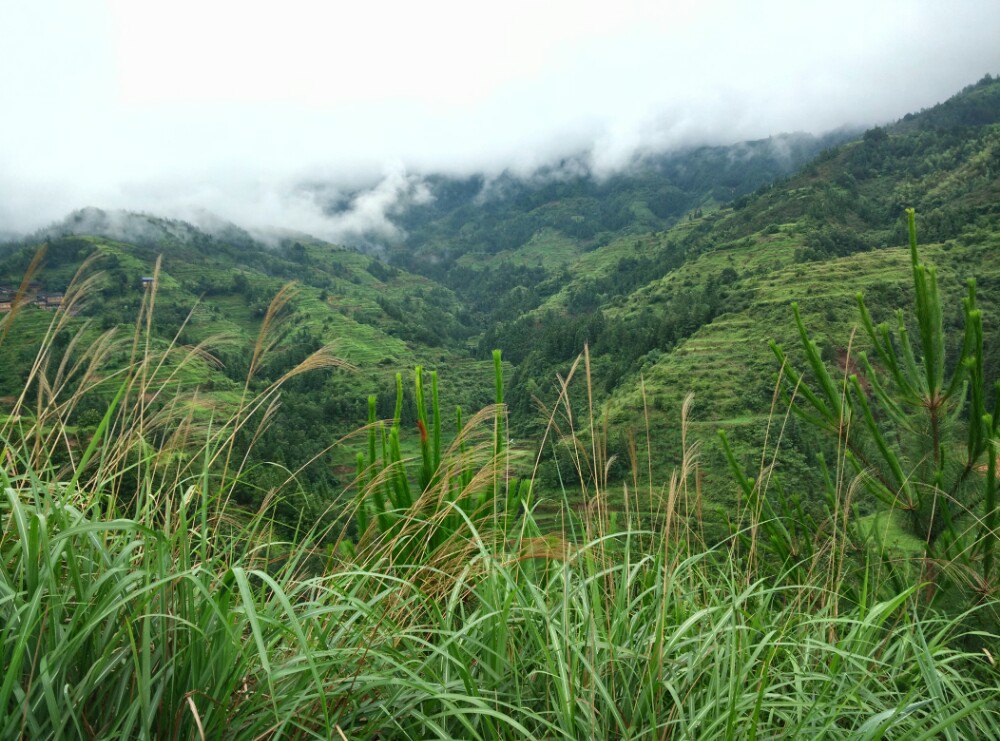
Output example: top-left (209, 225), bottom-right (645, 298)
top-left (602, 231), bottom-right (1000, 520)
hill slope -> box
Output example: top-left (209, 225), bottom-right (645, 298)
top-left (0, 212), bottom-right (499, 503)
top-left (382, 131), bottom-right (851, 321)
top-left (535, 74), bottom-right (1000, 525)
top-left (2, 76), bottom-right (999, 531)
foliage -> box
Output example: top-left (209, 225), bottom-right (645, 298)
top-left (1, 283), bottom-right (998, 737)
top-left (346, 352), bottom-right (534, 567)
top-left (2, 75), bottom-right (1000, 544)
top-left (758, 210), bottom-right (998, 609)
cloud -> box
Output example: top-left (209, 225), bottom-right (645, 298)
top-left (319, 166), bottom-right (434, 242)
top-left (0, 0), bottom-right (998, 239)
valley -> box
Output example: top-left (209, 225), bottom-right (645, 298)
top-left (3, 76), bottom-right (998, 535)
top-left (2, 2), bottom-right (999, 730)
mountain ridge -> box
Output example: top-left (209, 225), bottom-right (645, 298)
top-left (1, 75), bottom-right (998, 526)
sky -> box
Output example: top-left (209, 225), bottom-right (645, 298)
top-left (1, 0), bottom-right (999, 240)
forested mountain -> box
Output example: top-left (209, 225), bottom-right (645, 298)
top-left (1, 75), bottom-right (998, 531)
top-left (491, 74), bottom-right (1000, 529)
top-left (0, 211), bottom-right (498, 515)
top-left (383, 130), bottom-right (851, 321)
top-left (6, 0), bottom-right (1000, 730)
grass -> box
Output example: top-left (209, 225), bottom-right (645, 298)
top-left (1, 245), bottom-right (999, 739)
top-left (7, 495), bottom-right (998, 738)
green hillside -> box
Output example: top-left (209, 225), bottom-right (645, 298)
top-left (3, 77), bottom-right (1000, 739)
top-left (0, 216), bottom-right (500, 506)
top-left (468, 75), bottom-right (1000, 527)
top-left (2, 76), bottom-right (999, 531)
top-left (387, 131), bottom-right (850, 321)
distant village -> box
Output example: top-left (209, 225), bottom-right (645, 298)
top-left (0, 276), bottom-right (154, 313)
top-left (0, 284), bottom-right (64, 313)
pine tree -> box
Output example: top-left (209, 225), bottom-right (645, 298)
top-left (766, 210), bottom-right (997, 604)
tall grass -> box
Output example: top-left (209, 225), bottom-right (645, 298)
top-left (1, 254), bottom-right (998, 738)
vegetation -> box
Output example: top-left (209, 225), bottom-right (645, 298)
top-left (1, 76), bottom-right (1000, 737)
top-left (3, 191), bottom-right (1000, 736)
top-left (1, 262), bottom-right (998, 737)
top-left (719, 210), bottom-right (999, 629)
top-left (3, 77), bottom-right (999, 529)
top-left (0, 219), bottom-right (494, 509)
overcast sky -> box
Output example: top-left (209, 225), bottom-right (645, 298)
top-left (1, 0), bottom-right (999, 239)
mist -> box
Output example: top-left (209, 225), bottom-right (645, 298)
top-left (1, 0), bottom-right (999, 243)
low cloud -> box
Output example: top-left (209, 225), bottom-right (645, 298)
top-left (0, 0), bottom-right (998, 241)
top-left (319, 167), bottom-right (434, 242)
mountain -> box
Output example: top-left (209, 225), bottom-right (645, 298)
top-left (501, 74), bottom-right (1000, 531)
top-left (0, 211), bottom-right (499, 506)
top-left (1, 75), bottom-right (998, 533)
top-left (378, 130), bottom-right (853, 321)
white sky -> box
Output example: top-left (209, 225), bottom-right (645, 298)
top-left (1, 0), bottom-right (999, 237)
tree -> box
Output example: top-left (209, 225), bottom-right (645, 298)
top-left (769, 209), bottom-right (997, 606)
